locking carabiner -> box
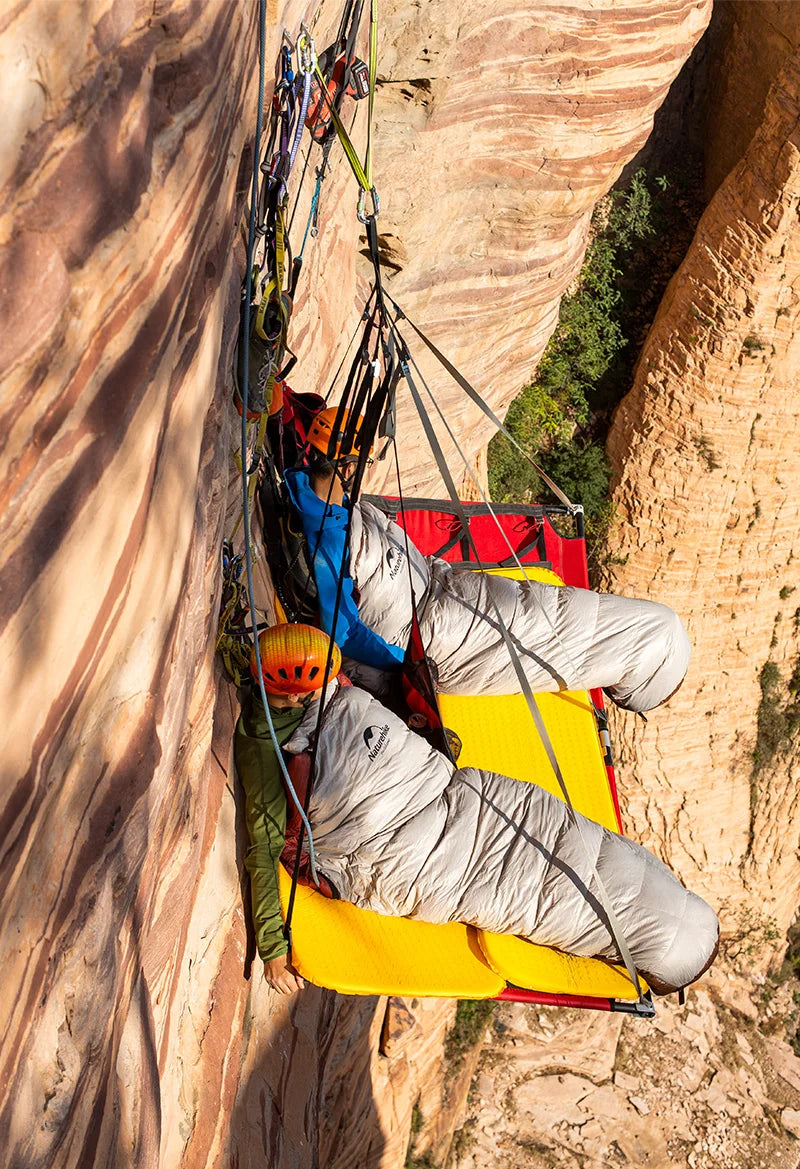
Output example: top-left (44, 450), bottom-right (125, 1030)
top-left (297, 25), bottom-right (317, 77)
top-left (357, 186), bottom-right (380, 224)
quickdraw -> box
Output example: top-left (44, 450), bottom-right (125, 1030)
top-left (235, 32), bottom-right (312, 424)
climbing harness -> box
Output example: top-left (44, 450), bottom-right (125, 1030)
top-left (216, 542), bottom-right (266, 687)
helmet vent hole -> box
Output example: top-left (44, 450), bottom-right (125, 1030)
top-left (294, 666), bottom-right (303, 679)
top-left (278, 668), bottom-right (288, 680)
top-left (308, 666), bottom-right (319, 680)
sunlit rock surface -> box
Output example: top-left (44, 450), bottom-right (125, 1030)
top-left (324, 0), bottom-right (714, 496)
top-left (0, 1), bottom-right (716, 1166)
top-left (606, 43), bottom-right (800, 939)
top-left (704, 0), bottom-right (800, 198)
top-left (0, 3), bottom-right (258, 1166)
top-left (461, 28), bottom-right (800, 1169)
top-left (453, 987), bottom-right (800, 1169)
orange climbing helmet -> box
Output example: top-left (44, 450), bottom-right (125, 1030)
top-left (307, 406), bottom-right (367, 460)
top-left (251, 623), bottom-right (341, 695)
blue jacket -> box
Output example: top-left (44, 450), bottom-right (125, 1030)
top-left (284, 468), bottom-right (406, 669)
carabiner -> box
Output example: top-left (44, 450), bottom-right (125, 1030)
top-left (357, 186), bottom-right (380, 224)
top-left (297, 26), bottom-right (317, 76)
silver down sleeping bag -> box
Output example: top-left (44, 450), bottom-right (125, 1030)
top-left (349, 500), bottom-right (691, 710)
top-left (285, 682), bottom-right (719, 990)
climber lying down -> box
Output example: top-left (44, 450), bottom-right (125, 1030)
top-left (284, 407), bottom-right (690, 709)
top-left (234, 624), bottom-right (719, 996)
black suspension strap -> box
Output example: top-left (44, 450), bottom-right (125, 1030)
top-left (391, 319), bottom-right (645, 1003)
top-left (385, 293), bottom-right (579, 513)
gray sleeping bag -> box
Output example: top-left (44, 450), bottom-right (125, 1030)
top-left (285, 682), bottom-right (718, 989)
top-left (349, 500), bottom-right (690, 710)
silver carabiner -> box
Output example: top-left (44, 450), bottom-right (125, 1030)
top-left (357, 186), bottom-right (380, 224)
top-left (298, 25), bottom-right (317, 76)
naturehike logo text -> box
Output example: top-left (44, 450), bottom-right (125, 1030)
top-left (386, 546), bottom-right (405, 580)
top-left (363, 723), bottom-right (390, 762)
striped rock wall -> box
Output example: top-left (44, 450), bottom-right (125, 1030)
top-left (449, 27), bottom-right (800, 1169)
top-left (606, 45), bottom-right (800, 938)
top-left (0, 3), bottom-right (259, 1165)
top-left (0, 2), bottom-right (711, 1167)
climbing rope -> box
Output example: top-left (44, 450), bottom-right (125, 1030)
top-left (241, 0), bottom-right (320, 888)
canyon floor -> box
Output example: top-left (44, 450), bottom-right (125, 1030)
top-left (449, 971), bottom-right (800, 1169)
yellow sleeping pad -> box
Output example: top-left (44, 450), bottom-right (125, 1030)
top-left (438, 689), bottom-right (618, 833)
top-left (278, 562), bottom-right (640, 1002)
top-left (439, 562), bottom-right (618, 821)
top-left (278, 866), bottom-right (504, 998)
top-left (477, 934), bottom-right (640, 1000)
top-left (437, 688), bottom-right (634, 996)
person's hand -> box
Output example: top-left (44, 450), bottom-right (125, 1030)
top-left (263, 953), bottom-right (305, 994)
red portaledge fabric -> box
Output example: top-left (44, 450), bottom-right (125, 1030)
top-left (495, 988), bottom-right (612, 1011)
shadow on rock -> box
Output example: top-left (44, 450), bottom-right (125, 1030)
top-left (226, 984), bottom-right (387, 1169)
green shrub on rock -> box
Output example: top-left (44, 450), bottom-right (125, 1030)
top-left (488, 169), bottom-right (677, 521)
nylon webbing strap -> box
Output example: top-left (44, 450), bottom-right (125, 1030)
top-left (399, 341), bottom-right (643, 1001)
top-left (387, 297), bottom-right (576, 511)
top-left (314, 61), bottom-right (371, 191)
top-left (290, 68), bottom-right (313, 173)
top-left (365, 0), bottom-right (378, 189)
top-left (349, 343), bottom-right (396, 506)
top-left (407, 347), bottom-right (591, 694)
top-left (366, 215), bottom-right (384, 306)
top-left (275, 203), bottom-right (286, 294)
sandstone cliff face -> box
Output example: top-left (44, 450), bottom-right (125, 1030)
top-left (0, 4), bottom-right (259, 1165)
top-left (606, 41), bottom-right (800, 944)
top-left (704, 1), bottom-right (800, 198)
top-left (290, 0), bottom-right (713, 496)
top-left (453, 985), bottom-right (800, 1169)
top-left (457, 16), bottom-right (800, 1169)
top-left (0, 2), bottom-right (714, 1167)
